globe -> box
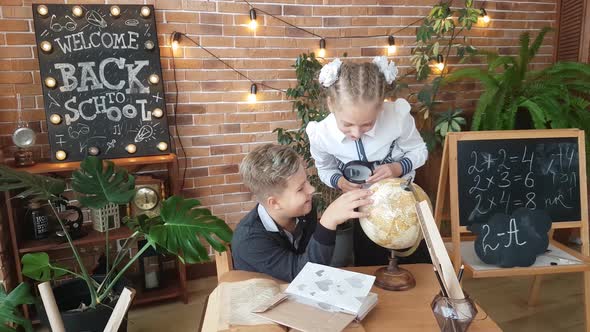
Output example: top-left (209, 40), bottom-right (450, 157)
top-left (359, 178), bottom-right (432, 255)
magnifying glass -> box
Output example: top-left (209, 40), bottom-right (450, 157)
top-left (342, 160), bottom-right (374, 184)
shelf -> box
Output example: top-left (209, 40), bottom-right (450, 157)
top-left (19, 226), bottom-right (133, 254)
top-left (7, 153), bottom-right (177, 174)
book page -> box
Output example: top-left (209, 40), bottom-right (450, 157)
top-left (218, 278), bottom-right (281, 326)
top-left (285, 263), bottom-right (375, 314)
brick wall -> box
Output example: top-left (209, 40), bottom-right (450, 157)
top-left (0, 0), bottom-right (557, 270)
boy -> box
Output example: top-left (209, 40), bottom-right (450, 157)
top-left (232, 144), bottom-right (372, 281)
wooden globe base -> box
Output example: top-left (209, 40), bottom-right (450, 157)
top-left (374, 254), bottom-right (416, 291)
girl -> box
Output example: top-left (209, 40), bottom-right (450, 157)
top-left (306, 56), bottom-right (429, 266)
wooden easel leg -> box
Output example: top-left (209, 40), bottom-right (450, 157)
top-left (584, 271), bottom-right (590, 332)
top-left (527, 276), bottom-right (543, 306)
top-left (434, 138), bottom-right (450, 230)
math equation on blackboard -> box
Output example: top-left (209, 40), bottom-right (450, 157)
top-left (457, 138), bottom-right (581, 226)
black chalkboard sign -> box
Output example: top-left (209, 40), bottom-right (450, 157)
top-left (457, 137), bottom-right (581, 226)
top-left (32, 4), bottom-right (170, 162)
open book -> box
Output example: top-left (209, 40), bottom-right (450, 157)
top-left (251, 263), bottom-right (378, 332)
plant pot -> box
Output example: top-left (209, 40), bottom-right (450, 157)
top-left (37, 276), bottom-right (131, 332)
top-left (330, 222), bottom-right (354, 267)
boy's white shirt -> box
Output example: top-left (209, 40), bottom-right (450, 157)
top-left (306, 98), bottom-right (427, 188)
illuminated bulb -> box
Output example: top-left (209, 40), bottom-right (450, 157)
top-left (44, 77), bottom-right (57, 88)
top-left (248, 84), bottom-right (257, 103)
top-left (40, 41), bottom-right (52, 53)
top-left (37, 5), bottom-right (49, 17)
top-left (145, 40), bottom-right (155, 50)
top-left (55, 150), bottom-right (67, 161)
top-left (171, 32), bottom-right (181, 51)
top-left (157, 142), bottom-right (168, 151)
top-left (110, 6), bottom-right (121, 18)
top-left (140, 6), bottom-right (151, 18)
top-left (148, 74), bottom-right (160, 85)
top-left (49, 114), bottom-right (62, 125)
top-left (387, 35), bottom-right (396, 55)
top-left (436, 54), bottom-right (445, 71)
top-left (318, 39), bottom-right (326, 58)
top-left (125, 144), bottom-right (137, 154)
top-left (248, 8), bottom-right (257, 30)
top-left (72, 6), bottom-right (83, 18)
top-left (88, 146), bottom-right (100, 156)
top-left (152, 108), bottom-right (164, 118)
top-left (481, 8), bottom-right (490, 24)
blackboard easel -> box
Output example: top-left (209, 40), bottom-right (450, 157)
top-left (434, 129), bottom-right (590, 331)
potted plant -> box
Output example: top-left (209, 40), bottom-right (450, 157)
top-left (443, 27), bottom-right (590, 139)
top-left (0, 282), bottom-right (34, 331)
top-left (0, 157), bottom-right (232, 331)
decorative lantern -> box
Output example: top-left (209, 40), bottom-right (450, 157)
top-left (138, 239), bottom-right (163, 290)
top-left (91, 203), bottom-right (120, 232)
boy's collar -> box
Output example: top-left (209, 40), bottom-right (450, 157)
top-left (257, 204), bottom-right (302, 233)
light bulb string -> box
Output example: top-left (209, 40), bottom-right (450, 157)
top-left (243, 0), bottom-right (424, 41)
top-left (177, 32), bottom-right (287, 94)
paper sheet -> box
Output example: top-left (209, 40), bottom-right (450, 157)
top-left (218, 278), bottom-right (281, 326)
top-left (285, 263), bottom-right (375, 314)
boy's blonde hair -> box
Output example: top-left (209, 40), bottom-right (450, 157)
top-left (240, 144), bottom-right (301, 200)
top-left (325, 62), bottom-right (389, 108)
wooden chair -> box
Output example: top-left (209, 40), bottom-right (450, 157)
top-left (214, 246), bottom-right (233, 281)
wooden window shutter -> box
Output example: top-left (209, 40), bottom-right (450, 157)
top-left (556, 0), bottom-right (590, 62)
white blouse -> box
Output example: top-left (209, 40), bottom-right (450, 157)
top-left (306, 98), bottom-right (428, 189)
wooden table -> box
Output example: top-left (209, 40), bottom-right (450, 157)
top-left (201, 264), bottom-right (502, 331)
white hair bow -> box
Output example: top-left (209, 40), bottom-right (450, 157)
top-left (318, 58), bottom-right (342, 88)
top-left (372, 56), bottom-right (398, 85)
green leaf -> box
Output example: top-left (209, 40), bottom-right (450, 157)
top-left (145, 196), bottom-right (233, 264)
top-left (72, 156), bottom-right (135, 209)
top-left (0, 165), bottom-right (65, 201)
top-left (21, 253), bottom-right (68, 282)
top-left (0, 283), bottom-right (34, 332)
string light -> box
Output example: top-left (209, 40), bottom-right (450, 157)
top-left (480, 8), bottom-right (490, 23)
top-left (110, 5), bottom-right (121, 18)
top-left (55, 150), bottom-right (67, 161)
top-left (248, 84), bottom-right (258, 103)
top-left (387, 35), bottom-right (396, 55)
top-left (37, 5), bottom-right (49, 17)
top-left (152, 108), bottom-right (164, 118)
top-left (44, 77), bottom-right (57, 89)
top-left (171, 32), bottom-right (181, 51)
top-left (145, 40), bottom-right (155, 50)
top-left (140, 6), bottom-right (151, 18)
top-left (318, 39), bottom-right (326, 58)
top-left (40, 41), bottom-right (53, 53)
top-left (148, 74), bottom-right (160, 85)
top-left (157, 142), bottom-right (168, 151)
top-left (249, 8), bottom-right (257, 30)
top-left (72, 6), bottom-right (83, 18)
top-left (49, 114), bottom-right (62, 125)
top-left (88, 147), bottom-right (100, 156)
top-left (436, 54), bottom-right (445, 71)
top-left (125, 144), bottom-right (137, 154)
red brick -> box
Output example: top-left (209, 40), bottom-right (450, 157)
top-left (0, 72), bottom-right (32, 84)
top-left (0, 47), bottom-right (32, 58)
top-left (6, 33), bottom-right (35, 45)
top-left (0, 20), bottom-right (29, 32)
top-left (209, 164), bottom-right (239, 175)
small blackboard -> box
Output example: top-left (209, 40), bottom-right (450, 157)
top-left (457, 137), bottom-right (581, 226)
top-left (32, 4), bottom-right (170, 162)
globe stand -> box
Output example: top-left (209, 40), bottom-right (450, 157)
top-left (374, 250), bottom-right (416, 291)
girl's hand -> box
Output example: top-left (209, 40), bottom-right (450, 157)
top-left (366, 163), bottom-right (403, 183)
top-left (320, 189), bottom-right (373, 230)
top-left (337, 176), bottom-right (362, 192)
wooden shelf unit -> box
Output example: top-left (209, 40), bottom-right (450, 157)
top-left (2, 154), bottom-right (188, 320)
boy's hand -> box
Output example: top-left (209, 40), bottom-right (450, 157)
top-left (337, 176), bottom-right (362, 192)
top-left (320, 189), bottom-right (373, 230)
top-left (366, 163), bottom-right (403, 183)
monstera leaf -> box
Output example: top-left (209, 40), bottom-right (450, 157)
top-left (0, 165), bottom-right (65, 201)
top-left (145, 196), bottom-right (233, 264)
top-left (0, 283), bottom-right (34, 332)
top-left (72, 156), bottom-right (135, 209)
top-left (21, 253), bottom-right (68, 282)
